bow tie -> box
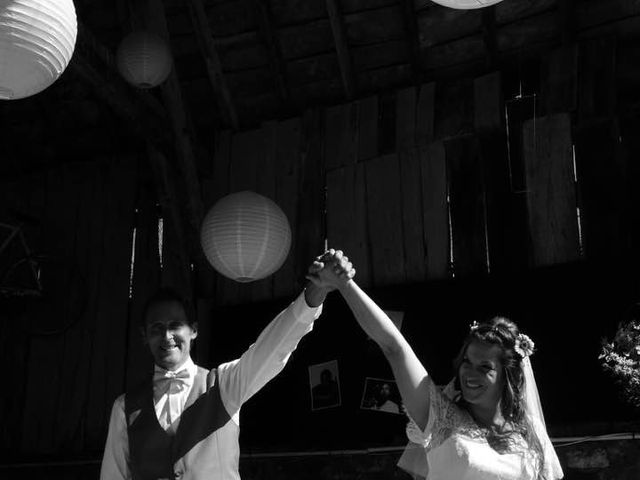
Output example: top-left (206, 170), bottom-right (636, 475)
top-left (153, 368), bottom-right (191, 393)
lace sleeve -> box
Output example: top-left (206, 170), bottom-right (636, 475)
top-left (399, 380), bottom-right (459, 479)
top-left (404, 380), bottom-right (456, 448)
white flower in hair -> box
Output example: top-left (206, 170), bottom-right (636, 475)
top-left (515, 333), bottom-right (535, 358)
top-left (469, 321), bottom-right (480, 332)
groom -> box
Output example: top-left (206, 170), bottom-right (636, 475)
top-left (100, 254), bottom-right (354, 480)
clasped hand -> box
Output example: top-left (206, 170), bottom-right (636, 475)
top-left (306, 249), bottom-right (355, 291)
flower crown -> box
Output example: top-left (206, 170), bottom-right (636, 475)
top-left (469, 321), bottom-right (535, 358)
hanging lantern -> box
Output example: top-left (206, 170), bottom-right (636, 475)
top-left (201, 191), bottom-right (292, 283)
top-left (0, 0), bottom-right (77, 100)
top-left (116, 31), bottom-right (172, 89)
top-left (431, 0), bottom-right (503, 9)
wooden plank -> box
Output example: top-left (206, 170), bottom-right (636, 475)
top-left (194, 297), bottom-right (214, 367)
top-left (479, 132), bottom-right (529, 274)
top-left (378, 90), bottom-right (396, 154)
top-left (20, 166), bottom-right (73, 453)
top-left (144, 0), bottom-right (205, 298)
top-left (0, 174), bottom-right (37, 453)
top-left (185, 0), bottom-right (239, 128)
top-left (577, 37), bottom-right (617, 120)
top-left (396, 86), bottom-right (417, 152)
top-left (205, 130), bottom-right (232, 304)
top-left (127, 168), bottom-right (160, 391)
top-left (541, 44), bottom-right (578, 115)
top-left (85, 159), bottom-right (137, 450)
top-left (357, 96), bottom-right (379, 161)
top-left (274, 118), bottom-right (302, 298)
top-left (434, 79), bottom-right (474, 140)
top-left (574, 121), bottom-right (628, 262)
top-left (620, 116), bottom-right (640, 280)
top-left (446, 135), bottom-right (488, 277)
top-left (220, 128), bottom-right (267, 304)
top-left (250, 0), bottom-right (290, 103)
top-left (365, 154), bottom-right (406, 286)
top-left (211, 130), bottom-right (232, 205)
top-left (474, 71), bottom-right (503, 132)
top-left (72, 161), bottom-right (109, 451)
top-left (400, 0), bottom-right (421, 79)
top-left (295, 109), bottom-right (326, 283)
top-left (0, 308), bottom-right (29, 453)
top-left (104, 157), bottom-right (138, 420)
top-left (324, 103), bottom-right (358, 171)
top-left (481, 6), bottom-right (498, 68)
top-left (247, 122), bottom-right (278, 303)
top-left (523, 114), bottom-right (580, 267)
top-left (326, 163), bottom-right (371, 287)
top-left (326, 0), bottom-right (356, 99)
top-left (53, 163), bottom-right (98, 452)
top-left (420, 142), bottom-right (450, 279)
top-left (416, 82), bottom-right (435, 147)
top-left (399, 148), bottom-right (426, 282)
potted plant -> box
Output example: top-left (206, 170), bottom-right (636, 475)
top-left (599, 304), bottom-right (640, 408)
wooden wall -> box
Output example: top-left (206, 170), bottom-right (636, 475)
top-left (1, 33), bottom-right (639, 462)
top-left (203, 38), bottom-right (637, 306)
top-left (0, 154), bottom-right (191, 457)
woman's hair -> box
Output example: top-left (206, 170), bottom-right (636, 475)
top-left (453, 316), bottom-right (524, 424)
top-left (453, 316), bottom-right (546, 476)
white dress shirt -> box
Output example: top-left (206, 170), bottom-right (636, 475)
top-left (100, 292), bottom-right (322, 480)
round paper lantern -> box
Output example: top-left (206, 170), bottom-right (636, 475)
top-left (116, 31), bottom-right (172, 88)
top-left (431, 0), bottom-right (503, 9)
top-left (0, 0), bottom-right (77, 100)
top-left (201, 191), bottom-right (292, 282)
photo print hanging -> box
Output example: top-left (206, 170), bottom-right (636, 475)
top-left (309, 360), bottom-right (342, 411)
top-left (360, 377), bottom-right (403, 415)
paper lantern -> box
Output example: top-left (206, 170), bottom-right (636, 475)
top-left (116, 31), bottom-right (172, 88)
top-left (0, 0), bottom-right (77, 100)
top-left (431, 0), bottom-right (503, 9)
top-left (201, 191), bottom-right (292, 282)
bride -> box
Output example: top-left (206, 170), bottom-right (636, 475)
top-left (309, 249), bottom-right (563, 480)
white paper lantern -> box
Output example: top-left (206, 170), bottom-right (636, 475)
top-left (116, 31), bottom-right (172, 89)
top-left (201, 191), bottom-right (292, 282)
top-left (431, 0), bottom-right (503, 9)
top-left (0, 0), bottom-right (77, 100)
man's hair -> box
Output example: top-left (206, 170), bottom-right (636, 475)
top-left (141, 287), bottom-right (194, 327)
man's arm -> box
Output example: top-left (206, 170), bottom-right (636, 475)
top-left (217, 283), bottom-right (327, 422)
top-left (100, 395), bottom-right (131, 480)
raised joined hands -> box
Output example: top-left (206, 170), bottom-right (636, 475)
top-left (306, 249), bottom-right (356, 291)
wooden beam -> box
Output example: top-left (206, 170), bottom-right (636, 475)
top-left (70, 22), bottom-right (172, 151)
top-left (250, 0), bottom-right (290, 104)
top-left (185, 0), bottom-right (239, 129)
top-left (481, 6), bottom-right (498, 70)
top-left (115, 0), bottom-right (209, 298)
top-left (142, 0), bottom-right (205, 243)
top-left (326, 0), bottom-right (356, 100)
top-left (400, 0), bottom-right (422, 82)
top-left (560, 0), bottom-right (576, 44)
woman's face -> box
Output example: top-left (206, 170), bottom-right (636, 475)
top-left (458, 340), bottom-right (504, 409)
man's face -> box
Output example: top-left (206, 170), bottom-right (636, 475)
top-left (144, 300), bottom-right (197, 371)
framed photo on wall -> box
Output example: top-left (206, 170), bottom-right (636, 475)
top-left (309, 360), bottom-right (341, 411)
top-left (360, 377), bottom-right (403, 415)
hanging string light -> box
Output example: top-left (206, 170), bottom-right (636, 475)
top-left (0, 0), bottom-right (77, 100)
top-left (200, 191), bottom-right (291, 283)
top-left (431, 0), bottom-right (503, 9)
top-left (116, 31), bottom-right (172, 89)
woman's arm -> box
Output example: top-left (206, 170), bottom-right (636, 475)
top-left (309, 250), bottom-right (432, 429)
